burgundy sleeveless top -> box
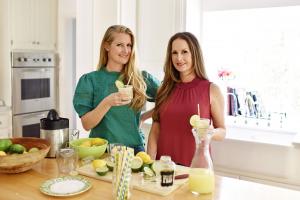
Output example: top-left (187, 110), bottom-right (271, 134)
top-left (156, 78), bottom-right (211, 166)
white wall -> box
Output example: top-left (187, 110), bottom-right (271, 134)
top-left (0, 0), bottom-right (11, 106)
top-left (119, 0), bottom-right (137, 34)
top-left (137, 0), bottom-right (204, 80)
top-left (76, 0), bottom-right (94, 80)
top-left (137, 0), bottom-right (184, 80)
top-left (0, 0), bottom-right (12, 138)
top-left (186, 0), bottom-right (203, 42)
top-left (92, 0), bottom-right (120, 68)
top-left (57, 0), bottom-right (76, 128)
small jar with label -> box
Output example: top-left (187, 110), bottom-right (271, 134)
top-left (159, 155), bottom-right (176, 187)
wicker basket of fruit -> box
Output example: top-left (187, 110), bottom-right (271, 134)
top-left (0, 137), bottom-right (50, 173)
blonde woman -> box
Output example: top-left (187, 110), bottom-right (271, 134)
top-left (147, 32), bottom-right (225, 166)
top-left (73, 25), bottom-right (160, 154)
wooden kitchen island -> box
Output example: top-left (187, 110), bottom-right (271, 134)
top-left (1, 159), bottom-right (300, 200)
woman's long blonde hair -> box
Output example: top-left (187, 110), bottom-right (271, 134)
top-left (97, 25), bottom-right (147, 111)
top-left (152, 32), bottom-right (208, 121)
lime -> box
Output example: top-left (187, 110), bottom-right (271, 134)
top-left (8, 144), bottom-right (26, 154)
top-left (106, 160), bottom-right (115, 171)
top-left (92, 159), bottom-right (107, 170)
top-left (131, 156), bottom-right (143, 172)
top-left (115, 80), bottom-right (125, 89)
top-left (151, 161), bottom-right (161, 175)
top-left (143, 166), bottom-right (155, 178)
top-left (96, 166), bottom-right (109, 176)
top-left (0, 139), bottom-right (12, 152)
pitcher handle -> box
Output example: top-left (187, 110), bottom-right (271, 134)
top-left (70, 129), bottom-right (80, 141)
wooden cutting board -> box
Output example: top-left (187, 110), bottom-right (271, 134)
top-left (77, 163), bottom-right (189, 196)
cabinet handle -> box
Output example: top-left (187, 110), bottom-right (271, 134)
top-left (37, 41), bottom-right (40, 45)
top-left (32, 41), bottom-right (36, 44)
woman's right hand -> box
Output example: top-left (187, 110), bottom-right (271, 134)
top-left (80, 92), bottom-right (130, 131)
top-left (104, 92), bottom-right (131, 107)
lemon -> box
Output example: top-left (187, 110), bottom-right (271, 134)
top-left (0, 151), bottom-right (6, 156)
top-left (92, 159), bottom-right (107, 170)
top-left (189, 114), bottom-right (201, 127)
top-left (80, 140), bottom-right (92, 147)
top-left (91, 138), bottom-right (105, 146)
top-left (115, 80), bottom-right (125, 89)
top-left (136, 151), bottom-right (152, 164)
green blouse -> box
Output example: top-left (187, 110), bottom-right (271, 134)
top-left (73, 67), bottom-right (160, 148)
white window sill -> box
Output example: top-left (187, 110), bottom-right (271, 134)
top-left (226, 116), bottom-right (299, 147)
top-left (142, 117), bottom-right (300, 147)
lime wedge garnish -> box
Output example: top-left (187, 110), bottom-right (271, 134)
top-left (143, 166), bottom-right (155, 177)
top-left (151, 161), bottom-right (161, 175)
top-left (115, 80), bottom-right (125, 89)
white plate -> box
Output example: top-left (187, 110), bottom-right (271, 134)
top-left (40, 176), bottom-right (92, 197)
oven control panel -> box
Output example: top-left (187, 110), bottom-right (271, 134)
top-left (11, 51), bottom-right (56, 67)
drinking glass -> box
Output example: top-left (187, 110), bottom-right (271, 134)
top-left (56, 147), bottom-right (78, 177)
top-left (108, 143), bottom-right (124, 156)
top-left (118, 85), bottom-right (133, 101)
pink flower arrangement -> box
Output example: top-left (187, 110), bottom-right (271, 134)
top-left (218, 69), bottom-right (235, 80)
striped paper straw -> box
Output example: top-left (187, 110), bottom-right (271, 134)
top-left (115, 147), bottom-right (134, 200)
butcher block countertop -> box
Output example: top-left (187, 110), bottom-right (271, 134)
top-left (1, 159), bottom-right (300, 200)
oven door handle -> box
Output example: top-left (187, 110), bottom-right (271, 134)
top-left (22, 113), bottom-right (47, 120)
top-left (21, 68), bottom-right (50, 73)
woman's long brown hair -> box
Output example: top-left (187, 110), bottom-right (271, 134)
top-left (97, 25), bottom-right (147, 111)
top-left (152, 32), bottom-right (208, 121)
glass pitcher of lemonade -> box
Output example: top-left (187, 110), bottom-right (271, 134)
top-left (189, 117), bottom-right (215, 195)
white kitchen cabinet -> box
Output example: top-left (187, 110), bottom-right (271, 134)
top-left (10, 0), bottom-right (57, 50)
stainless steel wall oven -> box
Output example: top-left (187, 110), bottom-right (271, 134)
top-left (11, 51), bottom-right (57, 137)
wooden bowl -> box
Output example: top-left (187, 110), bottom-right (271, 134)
top-left (0, 137), bottom-right (50, 173)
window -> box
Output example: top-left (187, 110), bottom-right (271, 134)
top-left (202, 6), bottom-right (300, 128)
